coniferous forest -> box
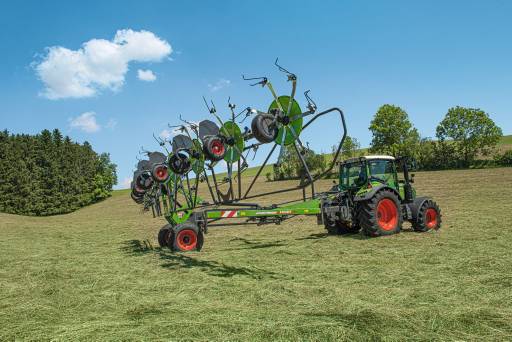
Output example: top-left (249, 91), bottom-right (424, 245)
top-left (0, 129), bottom-right (117, 216)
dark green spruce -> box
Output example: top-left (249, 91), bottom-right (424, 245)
top-left (0, 129), bottom-right (117, 216)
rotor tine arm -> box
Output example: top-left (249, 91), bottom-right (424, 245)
top-left (242, 74), bottom-right (268, 87)
top-left (232, 144), bottom-right (249, 167)
top-left (304, 90), bottom-right (317, 113)
top-left (275, 57), bottom-right (297, 81)
top-left (266, 82), bottom-right (284, 112)
top-left (286, 77), bottom-right (297, 115)
top-left (288, 125), bottom-right (305, 150)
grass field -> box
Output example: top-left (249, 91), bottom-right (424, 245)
top-left (1, 168), bottom-right (512, 340)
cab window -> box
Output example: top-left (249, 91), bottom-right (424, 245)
top-left (340, 162), bottom-right (367, 189)
top-left (367, 160), bottom-right (396, 186)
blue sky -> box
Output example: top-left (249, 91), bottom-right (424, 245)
top-left (1, 0), bottom-right (510, 188)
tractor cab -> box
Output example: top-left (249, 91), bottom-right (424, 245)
top-left (339, 155), bottom-right (415, 202)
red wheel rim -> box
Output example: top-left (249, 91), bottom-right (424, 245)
top-left (211, 139), bottom-right (225, 156)
top-left (155, 166), bottom-right (168, 181)
top-left (377, 198), bottom-right (398, 231)
top-left (176, 229), bottom-right (198, 251)
top-left (425, 208), bottom-right (438, 229)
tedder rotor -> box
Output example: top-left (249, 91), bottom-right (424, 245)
top-left (130, 60), bottom-right (442, 252)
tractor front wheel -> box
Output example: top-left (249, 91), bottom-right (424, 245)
top-left (358, 190), bottom-right (403, 236)
top-left (413, 200), bottom-right (442, 232)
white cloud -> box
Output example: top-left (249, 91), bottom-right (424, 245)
top-left (137, 69), bottom-right (156, 82)
top-left (121, 177), bottom-right (132, 189)
top-left (106, 118), bottom-right (118, 129)
top-left (34, 29), bottom-right (172, 99)
top-left (208, 78), bottom-right (231, 92)
top-left (69, 111), bottom-right (101, 133)
top-left (159, 129), bottom-right (172, 140)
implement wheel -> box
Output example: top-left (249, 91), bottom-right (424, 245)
top-left (202, 136), bottom-right (226, 161)
top-left (413, 200), bottom-right (442, 232)
top-left (251, 113), bottom-right (278, 143)
top-left (358, 189), bottom-right (403, 236)
top-left (172, 223), bottom-right (204, 252)
top-left (158, 225), bottom-right (174, 249)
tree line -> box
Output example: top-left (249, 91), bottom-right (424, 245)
top-left (268, 105), bottom-right (507, 180)
top-left (0, 129), bottom-right (117, 216)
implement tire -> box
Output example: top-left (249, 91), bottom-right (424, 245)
top-left (172, 222), bottom-right (204, 252)
top-left (251, 114), bottom-right (277, 143)
top-left (358, 189), bottom-right (403, 236)
top-left (413, 199), bottom-right (442, 232)
top-left (158, 225), bottom-right (174, 249)
top-left (202, 136), bottom-right (226, 161)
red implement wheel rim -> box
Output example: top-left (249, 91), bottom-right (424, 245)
top-left (377, 198), bottom-right (398, 231)
top-left (211, 139), bottom-right (225, 157)
top-left (425, 208), bottom-right (438, 229)
top-left (155, 166), bottom-right (168, 181)
top-left (176, 229), bottom-right (198, 251)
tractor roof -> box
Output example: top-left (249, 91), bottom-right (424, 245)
top-left (342, 155), bottom-right (395, 164)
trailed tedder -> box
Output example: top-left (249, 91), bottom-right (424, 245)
top-left (131, 60), bottom-right (442, 252)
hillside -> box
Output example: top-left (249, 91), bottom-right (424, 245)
top-left (1, 168), bottom-right (512, 340)
top-left (222, 134), bottom-right (512, 178)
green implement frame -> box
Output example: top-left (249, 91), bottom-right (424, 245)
top-left (165, 198), bottom-right (322, 228)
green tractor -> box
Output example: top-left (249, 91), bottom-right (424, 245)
top-left (322, 155), bottom-right (441, 236)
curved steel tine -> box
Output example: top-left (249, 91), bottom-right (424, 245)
top-left (242, 74), bottom-right (268, 87)
top-left (304, 90), bottom-right (317, 113)
top-left (153, 133), bottom-right (165, 147)
top-left (140, 146), bottom-right (150, 156)
top-left (203, 96), bottom-right (216, 114)
top-left (235, 106), bottom-right (251, 121)
top-left (275, 57), bottom-right (296, 81)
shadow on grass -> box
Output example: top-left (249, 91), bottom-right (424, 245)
top-left (120, 239), bottom-right (281, 279)
top-left (224, 237), bottom-right (287, 250)
top-left (296, 228), bottom-right (422, 241)
top-left (295, 232), bottom-right (370, 241)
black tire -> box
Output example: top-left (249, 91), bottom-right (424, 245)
top-left (251, 114), bottom-right (277, 143)
top-left (324, 217), bottom-right (360, 235)
top-left (132, 185), bottom-right (145, 197)
top-left (172, 222), bottom-right (204, 252)
top-left (136, 171), bottom-right (154, 190)
top-left (168, 152), bottom-right (191, 174)
top-left (130, 191), bottom-right (144, 204)
top-left (202, 136), bottom-right (226, 161)
top-left (152, 163), bottom-right (170, 183)
top-left (412, 199), bottom-right (442, 232)
top-left (158, 225), bottom-right (174, 249)
top-left (358, 189), bottom-right (403, 236)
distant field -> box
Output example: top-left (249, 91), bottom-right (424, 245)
top-left (1, 168), bottom-right (512, 340)
top-left (499, 134), bottom-right (512, 152)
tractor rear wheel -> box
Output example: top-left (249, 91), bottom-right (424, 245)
top-left (172, 222), bottom-right (204, 252)
top-left (158, 225), bottom-right (174, 249)
top-left (413, 200), bottom-right (442, 232)
top-left (358, 189), bottom-right (403, 236)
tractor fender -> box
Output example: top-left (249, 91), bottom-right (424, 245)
top-left (353, 185), bottom-right (402, 202)
top-left (407, 196), bottom-right (431, 222)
